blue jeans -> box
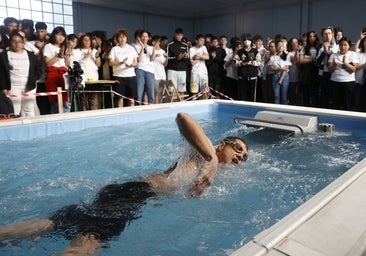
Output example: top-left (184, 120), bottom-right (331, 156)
top-left (136, 68), bottom-right (155, 104)
top-left (272, 72), bottom-right (289, 104)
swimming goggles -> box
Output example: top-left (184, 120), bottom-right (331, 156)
top-left (223, 139), bottom-right (248, 161)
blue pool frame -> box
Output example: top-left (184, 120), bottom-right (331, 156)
top-left (1, 100), bottom-right (366, 141)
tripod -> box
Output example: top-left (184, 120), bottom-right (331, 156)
top-left (70, 75), bottom-right (88, 112)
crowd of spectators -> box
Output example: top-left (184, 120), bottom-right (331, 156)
top-left (1, 16), bottom-right (366, 117)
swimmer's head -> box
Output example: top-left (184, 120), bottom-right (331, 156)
top-left (216, 137), bottom-right (248, 165)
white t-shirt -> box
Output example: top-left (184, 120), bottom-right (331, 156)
top-left (108, 44), bottom-right (138, 77)
top-left (8, 51), bottom-right (30, 93)
top-left (300, 46), bottom-right (317, 59)
top-left (133, 44), bottom-right (155, 74)
top-left (189, 45), bottom-right (208, 74)
top-left (268, 54), bottom-right (292, 71)
top-left (43, 43), bottom-right (66, 67)
top-left (224, 51), bottom-right (238, 80)
top-left (153, 48), bottom-right (167, 80)
top-left (328, 51), bottom-right (359, 82)
top-left (72, 48), bottom-right (99, 81)
top-left (355, 52), bottom-right (366, 84)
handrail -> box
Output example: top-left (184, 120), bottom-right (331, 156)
top-left (233, 116), bottom-right (304, 134)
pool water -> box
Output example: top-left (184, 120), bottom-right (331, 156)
top-left (1, 111), bottom-right (366, 256)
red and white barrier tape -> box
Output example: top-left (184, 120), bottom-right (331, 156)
top-left (208, 87), bottom-right (234, 100)
top-left (6, 91), bottom-right (67, 98)
top-left (6, 90), bottom-right (114, 98)
top-left (112, 91), bottom-right (149, 105)
top-left (5, 87), bottom-right (234, 103)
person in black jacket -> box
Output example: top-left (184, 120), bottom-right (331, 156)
top-left (166, 28), bottom-right (190, 93)
top-left (235, 35), bottom-right (260, 101)
top-left (0, 31), bottom-right (42, 116)
top-left (206, 36), bottom-right (226, 97)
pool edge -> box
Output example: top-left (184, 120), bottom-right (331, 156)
top-left (231, 157), bottom-right (366, 256)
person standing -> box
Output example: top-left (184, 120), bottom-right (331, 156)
top-left (72, 33), bottom-right (101, 110)
top-left (235, 36), bottom-right (260, 101)
top-left (0, 32), bottom-right (42, 116)
top-left (287, 37), bottom-right (301, 105)
top-left (252, 34), bottom-right (267, 102)
top-left (166, 28), bottom-right (189, 94)
top-left (43, 26), bottom-right (71, 114)
top-left (268, 40), bottom-right (291, 104)
top-left (206, 36), bottom-right (226, 97)
top-left (222, 40), bottom-right (242, 100)
top-left (30, 22), bottom-right (50, 115)
top-left (328, 37), bottom-right (359, 110)
top-left (151, 35), bottom-right (168, 103)
top-left (133, 30), bottom-right (156, 104)
top-left (189, 34), bottom-right (209, 98)
top-left (316, 26), bottom-right (339, 108)
top-left (261, 40), bottom-right (277, 103)
top-left (298, 31), bottom-right (320, 107)
top-left (108, 29), bottom-right (138, 107)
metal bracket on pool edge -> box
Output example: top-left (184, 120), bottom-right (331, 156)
top-left (233, 116), bottom-right (304, 134)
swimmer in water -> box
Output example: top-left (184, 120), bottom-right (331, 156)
top-left (0, 112), bottom-right (248, 255)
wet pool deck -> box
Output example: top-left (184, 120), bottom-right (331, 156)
top-left (1, 100), bottom-right (366, 255)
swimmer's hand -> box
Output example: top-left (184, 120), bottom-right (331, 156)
top-left (175, 112), bottom-right (215, 161)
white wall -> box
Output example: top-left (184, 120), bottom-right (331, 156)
top-left (73, 0), bottom-right (366, 43)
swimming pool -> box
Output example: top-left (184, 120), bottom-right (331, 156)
top-left (1, 100), bottom-right (366, 255)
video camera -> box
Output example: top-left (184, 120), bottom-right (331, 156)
top-left (68, 61), bottom-right (84, 90)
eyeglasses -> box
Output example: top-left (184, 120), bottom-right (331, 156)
top-left (223, 139), bottom-right (248, 161)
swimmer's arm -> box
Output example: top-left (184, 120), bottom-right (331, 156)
top-left (175, 112), bottom-right (216, 161)
top-left (189, 156), bottom-right (218, 198)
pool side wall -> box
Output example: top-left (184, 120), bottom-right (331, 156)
top-left (2, 100), bottom-right (366, 141)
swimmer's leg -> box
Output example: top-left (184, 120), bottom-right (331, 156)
top-left (62, 233), bottom-right (100, 256)
top-left (0, 218), bottom-right (54, 241)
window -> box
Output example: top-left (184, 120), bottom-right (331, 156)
top-left (0, 0), bottom-right (73, 34)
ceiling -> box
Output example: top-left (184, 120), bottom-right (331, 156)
top-left (74, 0), bottom-right (305, 19)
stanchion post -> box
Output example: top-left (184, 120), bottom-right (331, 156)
top-left (57, 87), bottom-right (63, 114)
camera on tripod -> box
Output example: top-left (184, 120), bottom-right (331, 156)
top-left (68, 61), bottom-right (86, 112)
top-left (68, 61), bottom-right (84, 90)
